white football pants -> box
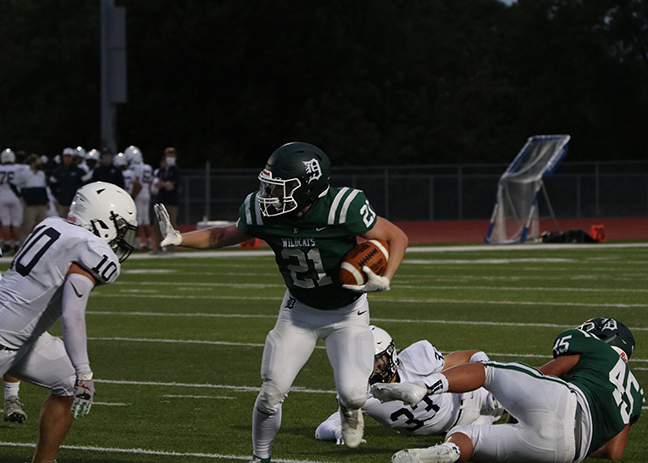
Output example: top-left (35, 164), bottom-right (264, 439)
top-left (252, 290), bottom-right (374, 458)
top-left (0, 332), bottom-right (76, 397)
top-left (448, 361), bottom-right (578, 463)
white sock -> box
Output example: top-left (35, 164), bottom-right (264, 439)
top-left (252, 404), bottom-right (282, 459)
top-left (438, 442), bottom-right (461, 461)
top-left (470, 351), bottom-right (490, 363)
top-left (4, 380), bottom-right (20, 400)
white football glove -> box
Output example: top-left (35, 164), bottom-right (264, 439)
top-left (342, 266), bottom-right (390, 293)
top-left (71, 377), bottom-right (95, 418)
top-left (154, 203), bottom-right (182, 247)
top-left (371, 381), bottom-right (428, 406)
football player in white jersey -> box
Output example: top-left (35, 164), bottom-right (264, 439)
top-left (113, 152), bottom-right (134, 194)
top-left (0, 148), bottom-right (24, 254)
top-left (0, 246), bottom-right (28, 423)
top-left (315, 326), bottom-right (503, 444)
top-left (0, 182), bottom-right (137, 463)
top-left (125, 146), bottom-right (155, 250)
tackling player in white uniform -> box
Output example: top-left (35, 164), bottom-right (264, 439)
top-left (0, 149), bottom-right (24, 254)
top-left (315, 326), bottom-right (502, 444)
top-left (0, 182), bottom-right (137, 463)
top-left (125, 146), bottom-right (155, 250)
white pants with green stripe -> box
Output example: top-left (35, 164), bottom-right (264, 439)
top-left (448, 362), bottom-right (579, 463)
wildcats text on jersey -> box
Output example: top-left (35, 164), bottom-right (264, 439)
top-left (282, 237), bottom-right (316, 248)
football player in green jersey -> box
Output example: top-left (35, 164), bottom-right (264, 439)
top-left (155, 142), bottom-right (408, 463)
top-left (372, 317), bottom-right (644, 463)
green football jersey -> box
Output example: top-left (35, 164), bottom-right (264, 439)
top-left (237, 186), bottom-right (378, 310)
top-left (552, 328), bottom-right (644, 454)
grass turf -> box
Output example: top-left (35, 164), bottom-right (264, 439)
top-left (0, 243), bottom-right (647, 462)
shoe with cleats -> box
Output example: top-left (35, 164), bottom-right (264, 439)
top-left (392, 444), bottom-right (460, 463)
top-left (4, 396), bottom-right (27, 423)
top-left (339, 405), bottom-right (364, 448)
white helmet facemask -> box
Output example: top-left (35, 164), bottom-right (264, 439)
top-left (257, 169), bottom-right (302, 217)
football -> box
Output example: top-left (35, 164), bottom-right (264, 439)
top-left (340, 239), bottom-right (390, 286)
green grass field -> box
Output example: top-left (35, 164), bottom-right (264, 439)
top-left (1, 242), bottom-right (647, 463)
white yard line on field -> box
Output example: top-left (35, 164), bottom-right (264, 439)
top-left (90, 290), bottom-right (648, 308)
top-left (0, 441), bottom-right (330, 463)
top-left (94, 378), bottom-right (336, 394)
top-left (111, 280), bottom-right (648, 294)
top-left (115, 242), bottom-right (648, 262)
top-left (85, 311), bottom-right (648, 332)
top-left (85, 335), bottom-right (648, 365)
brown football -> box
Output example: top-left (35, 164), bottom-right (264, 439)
top-left (340, 239), bottom-right (390, 286)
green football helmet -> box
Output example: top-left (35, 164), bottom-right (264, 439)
top-left (577, 317), bottom-right (635, 361)
top-left (257, 142), bottom-right (331, 217)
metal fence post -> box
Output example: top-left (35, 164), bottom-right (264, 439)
top-left (457, 166), bottom-right (463, 220)
top-left (429, 176), bottom-right (434, 220)
top-left (384, 167), bottom-right (390, 219)
top-left (205, 160), bottom-right (211, 220)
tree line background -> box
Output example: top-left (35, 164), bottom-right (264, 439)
top-left (0, 0), bottom-right (646, 169)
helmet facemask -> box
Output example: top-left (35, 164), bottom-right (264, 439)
top-left (257, 170), bottom-right (302, 217)
top-left (370, 342), bottom-right (399, 385)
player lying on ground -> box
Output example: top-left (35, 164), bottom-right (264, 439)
top-left (155, 142), bottom-right (409, 463)
top-left (315, 325), bottom-right (503, 444)
top-left (0, 182), bottom-right (137, 463)
top-left (372, 317), bottom-right (644, 463)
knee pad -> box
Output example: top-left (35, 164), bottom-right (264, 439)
top-left (338, 389), bottom-right (367, 411)
top-left (255, 382), bottom-right (287, 415)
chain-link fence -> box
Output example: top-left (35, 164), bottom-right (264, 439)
top-left (173, 161), bottom-right (648, 225)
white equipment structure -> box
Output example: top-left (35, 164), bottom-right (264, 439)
top-left (485, 135), bottom-right (570, 244)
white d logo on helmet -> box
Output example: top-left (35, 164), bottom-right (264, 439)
top-left (303, 158), bottom-right (322, 184)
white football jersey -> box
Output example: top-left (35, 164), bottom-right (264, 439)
top-left (0, 164), bottom-right (22, 201)
top-left (0, 216), bottom-right (120, 349)
top-left (122, 169), bottom-right (135, 195)
top-left (129, 163), bottom-right (153, 200)
top-left (363, 340), bottom-right (463, 435)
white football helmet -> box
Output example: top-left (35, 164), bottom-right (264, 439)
top-left (75, 146), bottom-right (87, 159)
top-left (85, 149), bottom-right (100, 161)
top-left (1, 148), bottom-right (16, 163)
top-left (113, 152), bottom-right (128, 169)
top-left (68, 182), bottom-right (138, 262)
top-left (124, 145), bottom-right (143, 164)
top-left (369, 325), bottom-right (399, 384)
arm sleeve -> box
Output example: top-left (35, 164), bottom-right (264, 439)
top-left (61, 272), bottom-right (95, 376)
top-left (314, 411), bottom-right (342, 442)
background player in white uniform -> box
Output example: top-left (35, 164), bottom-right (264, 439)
top-left (81, 149), bottom-right (100, 184)
top-left (155, 142), bottom-right (409, 463)
top-left (113, 152), bottom-right (134, 194)
top-left (125, 145), bottom-right (155, 250)
top-left (0, 182), bottom-right (137, 463)
top-left (0, 148), bottom-right (24, 254)
top-left (315, 326), bottom-right (502, 444)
